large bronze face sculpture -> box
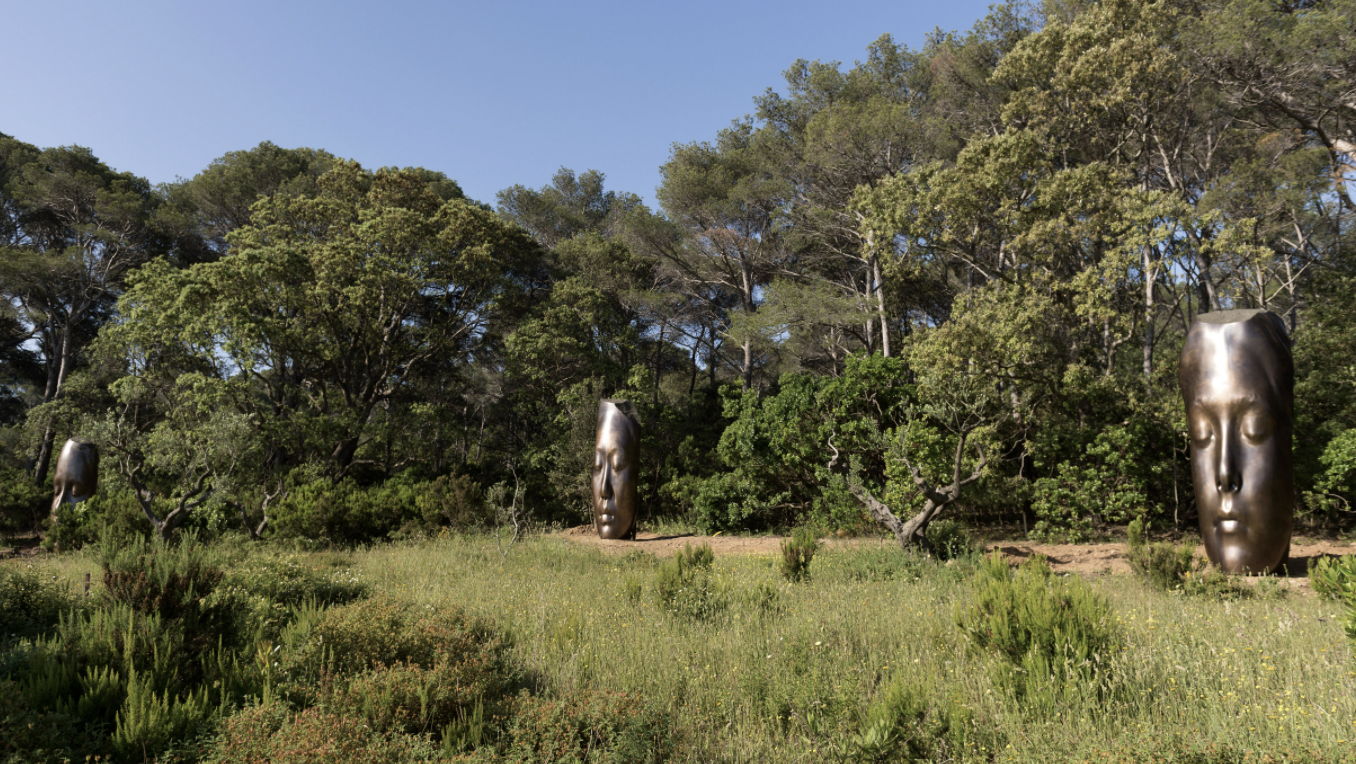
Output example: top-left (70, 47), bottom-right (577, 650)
top-left (592, 400), bottom-right (639, 539)
top-left (1179, 309), bottom-right (1293, 574)
top-left (50, 439), bottom-right (99, 521)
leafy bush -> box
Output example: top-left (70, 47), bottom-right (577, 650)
top-left (98, 532), bottom-right (225, 622)
top-left (1309, 554), bottom-right (1356, 600)
top-left (221, 552), bottom-right (369, 608)
top-left (205, 702), bottom-right (443, 764)
top-left (1126, 516), bottom-right (1195, 591)
top-left (1030, 425), bottom-right (1159, 542)
top-left (497, 689), bottom-right (674, 764)
top-left (842, 675), bottom-right (999, 764)
top-left (268, 478), bottom-right (419, 544)
top-left (839, 547), bottom-right (924, 583)
top-left (654, 544), bottom-right (726, 622)
top-left (0, 679), bottom-right (104, 764)
top-left (0, 567), bottom-right (79, 642)
top-left (957, 552), bottom-right (1120, 703)
top-left (780, 527), bottom-right (818, 583)
top-left (277, 596), bottom-right (514, 713)
top-left (924, 518), bottom-right (973, 561)
top-left (415, 473), bottom-right (489, 532)
top-left (42, 488), bottom-right (150, 552)
top-left (0, 466), bottom-right (45, 532)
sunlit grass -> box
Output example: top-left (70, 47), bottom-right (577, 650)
top-left (8, 534), bottom-right (1352, 760)
top-left (345, 535), bottom-right (1356, 761)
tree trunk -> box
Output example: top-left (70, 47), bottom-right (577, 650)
top-left (874, 255), bottom-right (890, 358)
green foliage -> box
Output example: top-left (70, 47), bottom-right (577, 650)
top-left (779, 527), bottom-right (818, 583)
top-left (923, 518), bottom-right (974, 561)
top-left (957, 552), bottom-right (1120, 704)
top-left (41, 488), bottom-right (149, 553)
top-left (0, 568), bottom-right (78, 642)
top-left (838, 546), bottom-right (924, 583)
top-left (269, 478), bottom-right (417, 544)
top-left (841, 675), bottom-right (998, 763)
top-left (205, 702), bottom-right (444, 764)
top-left (654, 544), bottom-right (727, 622)
top-left (1126, 516), bottom-right (1196, 592)
top-left (0, 466), bottom-right (44, 532)
top-left (1031, 424), bottom-right (1159, 542)
top-left (1309, 555), bottom-right (1356, 600)
top-left (497, 689), bottom-right (674, 764)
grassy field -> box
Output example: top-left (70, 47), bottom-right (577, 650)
top-left (10, 534), bottom-right (1356, 762)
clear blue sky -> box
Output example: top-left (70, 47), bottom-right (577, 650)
top-left (3, 0), bottom-right (1001, 208)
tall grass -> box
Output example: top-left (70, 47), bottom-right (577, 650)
top-left (7, 534), bottom-right (1355, 761)
top-left (355, 536), bottom-right (1356, 761)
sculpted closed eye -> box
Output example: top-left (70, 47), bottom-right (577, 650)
top-left (1189, 416), bottom-right (1213, 447)
top-left (1243, 412), bottom-right (1274, 441)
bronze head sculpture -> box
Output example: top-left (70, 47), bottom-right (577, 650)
top-left (592, 399), bottom-right (639, 539)
top-left (1179, 309), bottom-right (1293, 574)
top-left (50, 438), bottom-right (99, 521)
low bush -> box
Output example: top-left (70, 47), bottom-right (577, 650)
top-left (0, 567), bottom-right (79, 642)
top-left (205, 702), bottom-right (443, 764)
top-left (0, 466), bottom-right (46, 533)
top-left (277, 596), bottom-right (514, 717)
top-left (841, 675), bottom-right (1000, 763)
top-left (654, 544), bottom-right (726, 623)
top-left (956, 552), bottom-right (1120, 704)
top-left (42, 488), bottom-right (150, 553)
top-left (838, 546), bottom-right (924, 583)
top-left (1126, 516), bottom-right (1195, 592)
top-left (780, 528), bottom-right (817, 583)
top-left (924, 518), bottom-right (974, 561)
top-left (1309, 554), bottom-right (1356, 600)
top-left (497, 689), bottom-right (674, 764)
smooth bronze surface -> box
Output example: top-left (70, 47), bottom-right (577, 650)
top-left (51, 439), bottom-right (99, 520)
top-left (1179, 309), bottom-right (1293, 574)
top-left (592, 399), bottom-right (639, 539)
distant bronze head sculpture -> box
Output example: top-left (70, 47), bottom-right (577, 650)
top-left (1179, 309), bottom-right (1293, 574)
top-left (50, 439), bottom-right (99, 521)
top-left (592, 399), bottom-right (639, 539)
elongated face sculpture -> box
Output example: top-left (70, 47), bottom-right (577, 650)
top-left (1179, 309), bottom-right (1294, 574)
top-left (592, 400), bottom-right (639, 539)
top-left (51, 439), bottom-right (99, 520)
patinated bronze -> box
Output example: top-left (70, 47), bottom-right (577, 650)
top-left (50, 439), bottom-right (99, 521)
top-left (592, 399), bottom-right (639, 539)
top-left (1179, 309), bottom-right (1293, 574)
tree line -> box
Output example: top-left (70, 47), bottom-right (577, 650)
top-left (2, 0), bottom-right (1354, 547)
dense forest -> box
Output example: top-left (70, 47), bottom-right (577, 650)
top-left (2, 0), bottom-right (1354, 548)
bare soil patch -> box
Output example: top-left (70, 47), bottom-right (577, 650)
top-left (556, 526), bottom-right (1356, 589)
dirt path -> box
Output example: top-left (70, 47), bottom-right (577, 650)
top-left (556, 526), bottom-right (1356, 583)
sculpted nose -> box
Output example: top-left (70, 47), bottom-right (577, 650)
top-left (1216, 431), bottom-right (1241, 495)
top-left (600, 464), bottom-right (614, 498)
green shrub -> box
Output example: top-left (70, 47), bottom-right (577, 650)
top-left (924, 518), bottom-right (973, 561)
top-left (42, 488), bottom-right (151, 553)
top-left (0, 466), bottom-right (45, 533)
top-left (654, 545), bottom-right (727, 623)
top-left (415, 473), bottom-right (489, 532)
top-left (205, 702), bottom-right (444, 764)
top-left (268, 479), bottom-right (419, 544)
top-left (842, 675), bottom-right (999, 764)
top-left (780, 528), bottom-right (818, 583)
top-left (957, 552), bottom-right (1120, 703)
top-left (277, 596), bottom-right (514, 708)
top-left (0, 679), bottom-right (103, 764)
top-left (1126, 516), bottom-right (1195, 592)
top-left (839, 547), bottom-right (924, 583)
top-left (98, 533), bottom-right (225, 622)
top-left (1309, 554), bottom-right (1356, 599)
top-left (497, 689), bottom-right (674, 764)
top-left (221, 552), bottom-right (369, 608)
top-left (1029, 424), bottom-right (1160, 543)
top-left (0, 567), bottom-right (79, 642)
